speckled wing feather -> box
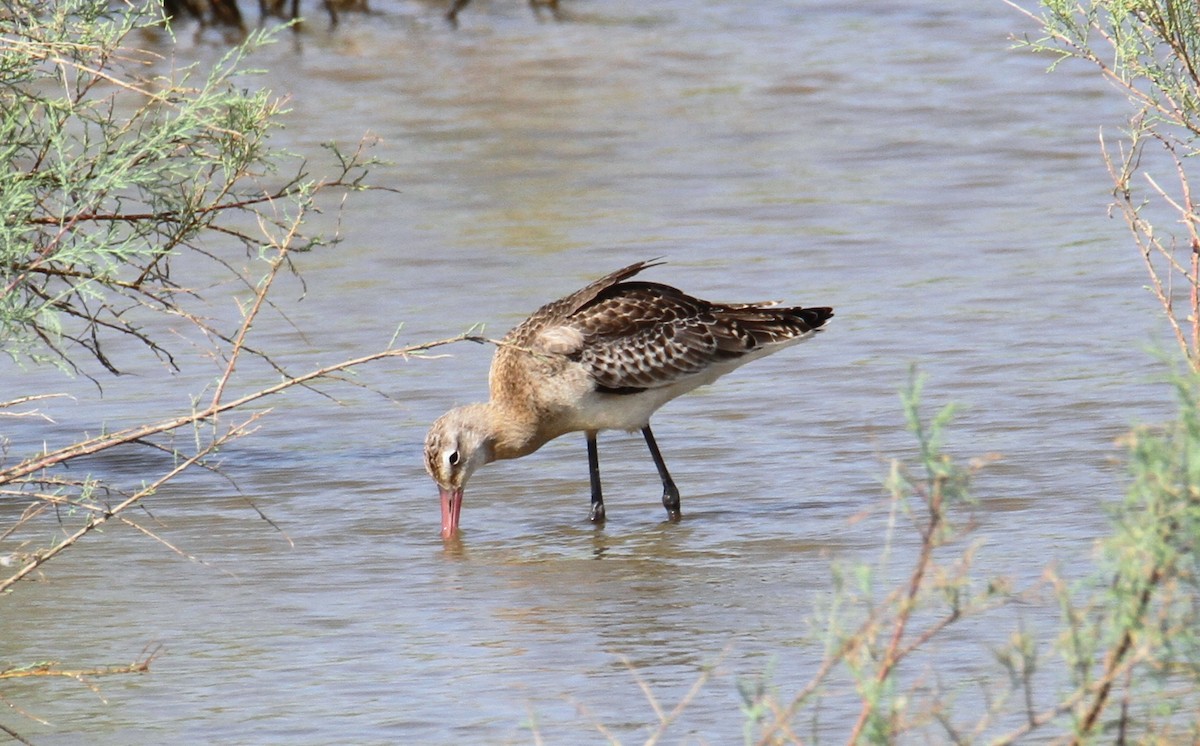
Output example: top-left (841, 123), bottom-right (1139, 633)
top-left (568, 281), bottom-right (833, 394)
top-left (503, 260), bottom-right (663, 349)
top-left (502, 261), bottom-right (832, 395)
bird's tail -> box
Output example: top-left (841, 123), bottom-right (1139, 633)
top-left (716, 304), bottom-right (834, 350)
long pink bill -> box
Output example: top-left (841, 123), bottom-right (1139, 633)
top-left (440, 486), bottom-right (464, 540)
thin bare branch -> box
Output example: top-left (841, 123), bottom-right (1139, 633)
top-left (0, 332), bottom-right (477, 487)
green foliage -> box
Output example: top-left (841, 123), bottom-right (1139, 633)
top-left (746, 4), bottom-right (1200, 739)
top-left (738, 369), bottom-right (1200, 743)
top-left (0, 0), bottom-right (362, 375)
top-left (744, 371), bottom-right (1010, 745)
top-left (841, 371), bottom-right (981, 743)
top-left (1033, 0), bottom-right (1200, 134)
top-left (0, 0), bottom-right (387, 611)
top-left (1009, 4), bottom-right (1200, 731)
top-left (1011, 5), bottom-right (1200, 732)
top-left (1016, 0), bottom-right (1200, 366)
top-left (1078, 372), bottom-right (1200, 738)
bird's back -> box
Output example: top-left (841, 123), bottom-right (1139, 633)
top-left (500, 260), bottom-right (660, 350)
top-left (488, 262), bottom-right (832, 428)
top-left (568, 280), bottom-right (831, 394)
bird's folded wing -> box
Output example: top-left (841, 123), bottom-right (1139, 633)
top-left (566, 283), bottom-right (734, 393)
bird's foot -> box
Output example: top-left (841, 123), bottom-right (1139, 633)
top-left (661, 484), bottom-right (681, 521)
top-left (589, 502), bottom-right (606, 523)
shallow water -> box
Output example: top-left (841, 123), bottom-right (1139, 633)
top-left (0, 0), bottom-right (1176, 742)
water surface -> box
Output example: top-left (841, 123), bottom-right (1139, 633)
top-left (0, 1), bottom-right (1172, 742)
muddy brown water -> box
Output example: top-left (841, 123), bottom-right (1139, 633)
top-left (0, 1), bottom-right (1174, 742)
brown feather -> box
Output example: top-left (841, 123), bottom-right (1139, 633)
top-left (503, 268), bottom-right (832, 395)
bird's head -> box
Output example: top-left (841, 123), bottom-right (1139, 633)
top-left (424, 404), bottom-right (495, 540)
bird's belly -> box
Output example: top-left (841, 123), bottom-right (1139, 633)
top-left (515, 344), bottom-right (787, 439)
top-left (556, 379), bottom-right (703, 433)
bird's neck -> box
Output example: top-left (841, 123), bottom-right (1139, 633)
top-left (476, 400), bottom-right (545, 461)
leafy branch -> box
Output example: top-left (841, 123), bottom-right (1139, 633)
top-left (1010, 0), bottom-right (1200, 369)
top-left (1, 0), bottom-right (385, 376)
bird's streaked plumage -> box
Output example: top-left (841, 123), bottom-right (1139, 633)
top-left (424, 260), bottom-right (833, 539)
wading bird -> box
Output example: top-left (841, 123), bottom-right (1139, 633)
top-left (424, 260), bottom-right (833, 539)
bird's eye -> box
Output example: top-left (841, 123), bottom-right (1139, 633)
top-left (447, 450), bottom-right (460, 466)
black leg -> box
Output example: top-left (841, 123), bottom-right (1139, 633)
top-left (642, 425), bottom-right (681, 520)
top-left (587, 432), bottom-right (605, 523)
